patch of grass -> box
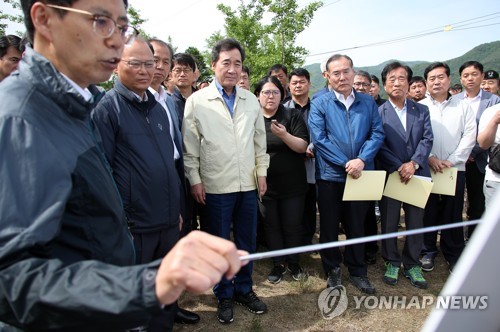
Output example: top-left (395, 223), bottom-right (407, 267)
top-left (176, 218), bottom-right (453, 331)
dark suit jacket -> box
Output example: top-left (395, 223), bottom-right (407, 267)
top-left (165, 93), bottom-right (187, 219)
top-left (457, 90), bottom-right (500, 172)
top-left (376, 99), bottom-right (433, 177)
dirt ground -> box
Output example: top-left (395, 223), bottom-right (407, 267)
top-left (175, 227), bottom-right (452, 332)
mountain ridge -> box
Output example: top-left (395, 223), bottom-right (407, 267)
top-left (305, 40), bottom-right (500, 95)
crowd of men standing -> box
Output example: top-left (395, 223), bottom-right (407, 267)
top-left (0, 1), bottom-right (499, 329)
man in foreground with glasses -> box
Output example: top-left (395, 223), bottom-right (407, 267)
top-left (0, 34), bottom-right (23, 82)
top-left (0, 1), bottom-right (245, 331)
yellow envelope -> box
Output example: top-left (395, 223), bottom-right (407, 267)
top-left (431, 167), bottom-right (458, 196)
top-left (382, 171), bottom-right (433, 209)
top-left (342, 170), bottom-right (386, 201)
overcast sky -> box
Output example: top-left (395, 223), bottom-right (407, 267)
top-left (127, 0), bottom-right (499, 67)
top-left (2, 0), bottom-right (499, 67)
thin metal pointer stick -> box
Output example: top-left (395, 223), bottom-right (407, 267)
top-left (240, 220), bottom-right (479, 262)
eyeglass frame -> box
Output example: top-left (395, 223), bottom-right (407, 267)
top-left (45, 4), bottom-right (138, 44)
top-left (121, 59), bottom-right (156, 70)
top-left (171, 67), bottom-right (194, 75)
top-left (261, 90), bottom-right (281, 97)
top-left (353, 82), bottom-right (371, 88)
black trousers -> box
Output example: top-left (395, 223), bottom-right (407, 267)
top-left (380, 196), bottom-right (424, 268)
top-left (364, 201), bottom-right (379, 255)
top-left (317, 180), bottom-right (369, 277)
top-left (465, 162), bottom-right (485, 238)
top-left (132, 226), bottom-right (180, 332)
top-left (421, 171), bottom-right (466, 265)
top-left (302, 183), bottom-right (317, 245)
top-left (262, 195), bottom-right (305, 265)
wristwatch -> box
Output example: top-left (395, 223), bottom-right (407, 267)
top-left (411, 161), bottom-right (419, 170)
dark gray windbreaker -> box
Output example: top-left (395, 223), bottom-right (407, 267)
top-left (0, 48), bottom-right (162, 331)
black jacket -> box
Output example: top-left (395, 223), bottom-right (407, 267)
top-left (0, 48), bottom-right (161, 331)
top-left (92, 80), bottom-right (182, 232)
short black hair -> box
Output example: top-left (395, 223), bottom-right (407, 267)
top-left (21, 0), bottom-right (129, 43)
top-left (424, 62), bottom-right (450, 80)
top-left (409, 75), bottom-right (426, 87)
top-left (370, 75), bottom-right (380, 85)
top-left (381, 61), bottom-right (413, 86)
top-left (325, 54), bottom-right (353, 72)
top-left (267, 64), bottom-right (288, 76)
top-left (253, 75), bottom-right (285, 102)
top-left (242, 65), bottom-right (250, 76)
top-left (289, 68), bottom-right (310, 82)
top-left (0, 35), bottom-right (23, 57)
top-left (172, 53), bottom-right (197, 72)
top-left (354, 70), bottom-right (371, 83)
top-left (211, 38), bottom-right (245, 63)
top-left (459, 60), bottom-right (483, 76)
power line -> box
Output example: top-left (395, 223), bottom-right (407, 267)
top-left (305, 11), bottom-right (500, 59)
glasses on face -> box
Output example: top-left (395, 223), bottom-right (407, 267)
top-left (46, 4), bottom-right (138, 44)
top-left (353, 82), bottom-right (370, 88)
top-left (172, 67), bottom-right (193, 75)
top-left (121, 59), bottom-right (155, 70)
top-left (261, 90), bottom-right (281, 97)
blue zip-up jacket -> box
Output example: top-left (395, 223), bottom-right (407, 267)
top-left (309, 90), bottom-right (385, 182)
top-left (92, 79), bottom-right (182, 233)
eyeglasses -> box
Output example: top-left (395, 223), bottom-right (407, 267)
top-left (172, 68), bottom-right (193, 75)
top-left (261, 90), bottom-right (281, 97)
top-left (46, 4), bottom-right (138, 44)
top-left (353, 82), bottom-right (370, 88)
top-left (121, 60), bottom-right (155, 70)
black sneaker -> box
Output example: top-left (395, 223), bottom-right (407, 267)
top-left (447, 261), bottom-right (456, 275)
top-left (420, 255), bottom-right (435, 272)
top-left (287, 263), bottom-right (306, 281)
top-left (349, 275), bottom-right (376, 294)
top-left (267, 264), bottom-right (286, 284)
top-left (234, 291), bottom-right (267, 314)
top-left (217, 298), bottom-right (234, 324)
top-left (326, 267), bottom-right (342, 288)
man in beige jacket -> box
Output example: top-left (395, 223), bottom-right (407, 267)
top-left (182, 38), bottom-right (269, 325)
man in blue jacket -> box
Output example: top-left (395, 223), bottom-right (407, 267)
top-left (309, 54), bottom-right (384, 294)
